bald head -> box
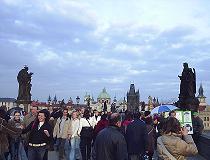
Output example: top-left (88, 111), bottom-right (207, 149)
top-left (109, 113), bottom-right (121, 127)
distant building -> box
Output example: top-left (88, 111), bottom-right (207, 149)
top-left (0, 98), bottom-right (17, 110)
top-left (31, 101), bottom-right (49, 110)
top-left (197, 84), bottom-right (210, 130)
top-left (198, 109), bottom-right (210, 130)
top-left (97, 88), bottom-right (111, 112)
top-left (146, 96), bottom-right (153, 111)
top-left (97, 88), bottom-right (111, 104)
top-left (119, 97), bottom-right (127, 112)
top-left (127, 84), bottom-right (139, 112)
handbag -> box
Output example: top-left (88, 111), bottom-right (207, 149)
top-left (80, 119), bottom-right (94, 138)
top-left (157, 137), bottom-right (176, 160)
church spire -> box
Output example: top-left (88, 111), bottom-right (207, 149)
top-left (48, 95), bottom-right (51, 104)
top-left (53, 94), bottom-right (57, 104)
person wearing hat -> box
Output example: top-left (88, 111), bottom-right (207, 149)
top-left (192, 112), bottom-right (204, 144)
top-left (21, 109), bottom-right (53, 160)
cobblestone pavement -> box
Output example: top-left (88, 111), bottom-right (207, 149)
top-left (48, 151), bottom-right (206, 160)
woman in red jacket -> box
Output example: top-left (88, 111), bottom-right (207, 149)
top-left (94, 114), bottom-right (108, 137)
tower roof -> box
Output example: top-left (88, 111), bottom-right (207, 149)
top-left (98, 88), bottom-right (111, 99)
top-left (129, 83), bottom-right (135, 94)
top-left (53, 95), bottom-right (57, 102)
top-left (127, 83), bottom-right (139, 95)
top-left (48, 95), bottom-right (51, 102)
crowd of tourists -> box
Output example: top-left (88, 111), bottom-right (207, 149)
top-left (0, 105), bottom-right (204, 160)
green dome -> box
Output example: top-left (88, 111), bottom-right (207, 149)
top-left (98, 88), bottom-right (111, 99)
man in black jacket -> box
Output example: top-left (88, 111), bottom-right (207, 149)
top-left (125, 112), bottom-right (148, 160)
top-left (93, 113), bottom-right (128, 160)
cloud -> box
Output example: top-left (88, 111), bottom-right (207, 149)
top-left (73, 38), bottom-right (81, 43)
top-left (0, 0), bottom-right (210, 103)
top-left (114, 43), bottom-right (151, 56)
top-left (90, 77), bottom-right (126, 84)
top-left (36, 50), bottom-right (62, 63)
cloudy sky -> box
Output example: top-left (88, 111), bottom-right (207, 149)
top-left (0, 0), bottom-right (210, 104)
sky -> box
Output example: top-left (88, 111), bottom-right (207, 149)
top-left (0, 0), bottom-right (210, 104)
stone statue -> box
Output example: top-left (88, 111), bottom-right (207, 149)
top-left (177, 63), bottom-right (199, 112)
top-left (178, 63), bottom-right (196, 99)
top-left (17, 66), bottom-right (33, 101)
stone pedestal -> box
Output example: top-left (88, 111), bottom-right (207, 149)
top-left (16, 100), bottom-right (31, 113)
top-left (176, 96), bottom-right (199, 112)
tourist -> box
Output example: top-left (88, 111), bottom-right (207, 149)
top-left (141, 111), bottom-right (151, 122)
top-left (144, 116), bottom-right (155, 160)
top-left (93, 113), bottom-right (128, 160)
top-left (169, 110), bottom-right (176, 118)
top-left (121, 111), bottom-right (133, 135)
top-left (157, 114), bottom-right (166, 137)
top-left (78, 109), bottom-right (94, 160)
top-left (23, 106), bottom-right (38, 128)
top-left (91, 110), bottom-right (101, 128)
top-left (125, 112), bottom-right (148, 160)
top-left (93, 113), bottom-right (109, 137)
top-left (157, 117), bottom-right (198, 159)
top-left (53, 108), bottom-right (71, 160)
top-left (0, 108), bottom-right (22, 160)
top-left (69, 111), bottom-right (81, 160)
top-left (192, 112), bottom-right (204, 144)
top-left (153, 115), bottom-right (159, 149)
top-left (22, 106), bottom-right (38, 155)
top-left (22, 109), bottom-right (53, 160)
top-left (8, 111), bottom-right (24, 160)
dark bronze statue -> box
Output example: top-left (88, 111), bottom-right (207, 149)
top-left (178, 63), bottom-right (196, 99)
top-left (176, 63), bottom-right (199, 112)
top-left (17, 66), bottom-right (33, 101)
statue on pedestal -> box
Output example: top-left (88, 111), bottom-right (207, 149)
top-left (177, 63), bottom-right (199, 112)
top-left (17, 66), bottom-right (33, 102)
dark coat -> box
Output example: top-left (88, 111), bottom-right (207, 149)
top-left (0, 118), bottom-right (22, 154)
top-left (22, 121), bottom-right (53, 145)
top-left (125, 119), bottom-right (148, 155)
top-left (146, 124), bottom-right (155, 155)
top-left (93, 125), bottom-right (128, 160)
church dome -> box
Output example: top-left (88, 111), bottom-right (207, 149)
top-left (98, 88), bottom-right (111, 99)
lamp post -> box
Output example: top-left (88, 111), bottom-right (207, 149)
top-left (76, 96), bottom-right (80, 108)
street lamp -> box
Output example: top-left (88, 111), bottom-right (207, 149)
top-left (76, 96), bottom-right (80, 107)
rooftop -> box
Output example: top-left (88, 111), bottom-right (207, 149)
top-left (0, 98), bottom-right (16, 102)
top-left (97, 88), bottom-right (111, 99)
